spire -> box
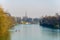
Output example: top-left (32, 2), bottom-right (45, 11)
top-left (25, 11), bottom-right (27, 17)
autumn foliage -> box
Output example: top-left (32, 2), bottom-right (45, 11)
top-left (0, 6), bottom-right (14, 40)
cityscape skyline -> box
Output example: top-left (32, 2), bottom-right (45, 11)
top-left (0, 0), bottom-right (60, 18)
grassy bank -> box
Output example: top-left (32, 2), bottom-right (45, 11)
top-left (0, 31), bottom-right (10, 40)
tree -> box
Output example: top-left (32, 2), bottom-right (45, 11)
top-left (0, 5), bottom-right (14, 40)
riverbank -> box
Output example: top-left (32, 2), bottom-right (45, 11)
top-left (0, 31), bottom-right (10, 40)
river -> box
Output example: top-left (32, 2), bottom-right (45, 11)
top-left (9, 24), bottom-right (60, 40)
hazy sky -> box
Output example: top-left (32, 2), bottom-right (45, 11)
top-left (0, 0), bottom-right (60, 18)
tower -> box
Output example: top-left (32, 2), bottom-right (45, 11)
top-left (25, 11), bottom-right (28, 17)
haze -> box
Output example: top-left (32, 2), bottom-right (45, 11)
top-left (0, 0), bottom-right (60, 18)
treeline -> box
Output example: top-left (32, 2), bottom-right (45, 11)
top-left (40, 13), bottom-right (60, 29)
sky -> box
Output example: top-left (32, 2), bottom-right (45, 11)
top-left (0, 0), bottom-right (60, 18)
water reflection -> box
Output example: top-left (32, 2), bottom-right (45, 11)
top-left (9, 24), bottom-right (60, 40)
top-left (40, 27), bottom-right (59, 40)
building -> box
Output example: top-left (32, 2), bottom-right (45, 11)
top-left (33, 18), bottom-right (40, 24)
top-left (22, 11), bottom-right (28, 22)
top-left (16, 17), bottom-right (21, 24)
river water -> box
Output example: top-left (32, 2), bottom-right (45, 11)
top-left (9, 24), bottom-right (60, 40)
